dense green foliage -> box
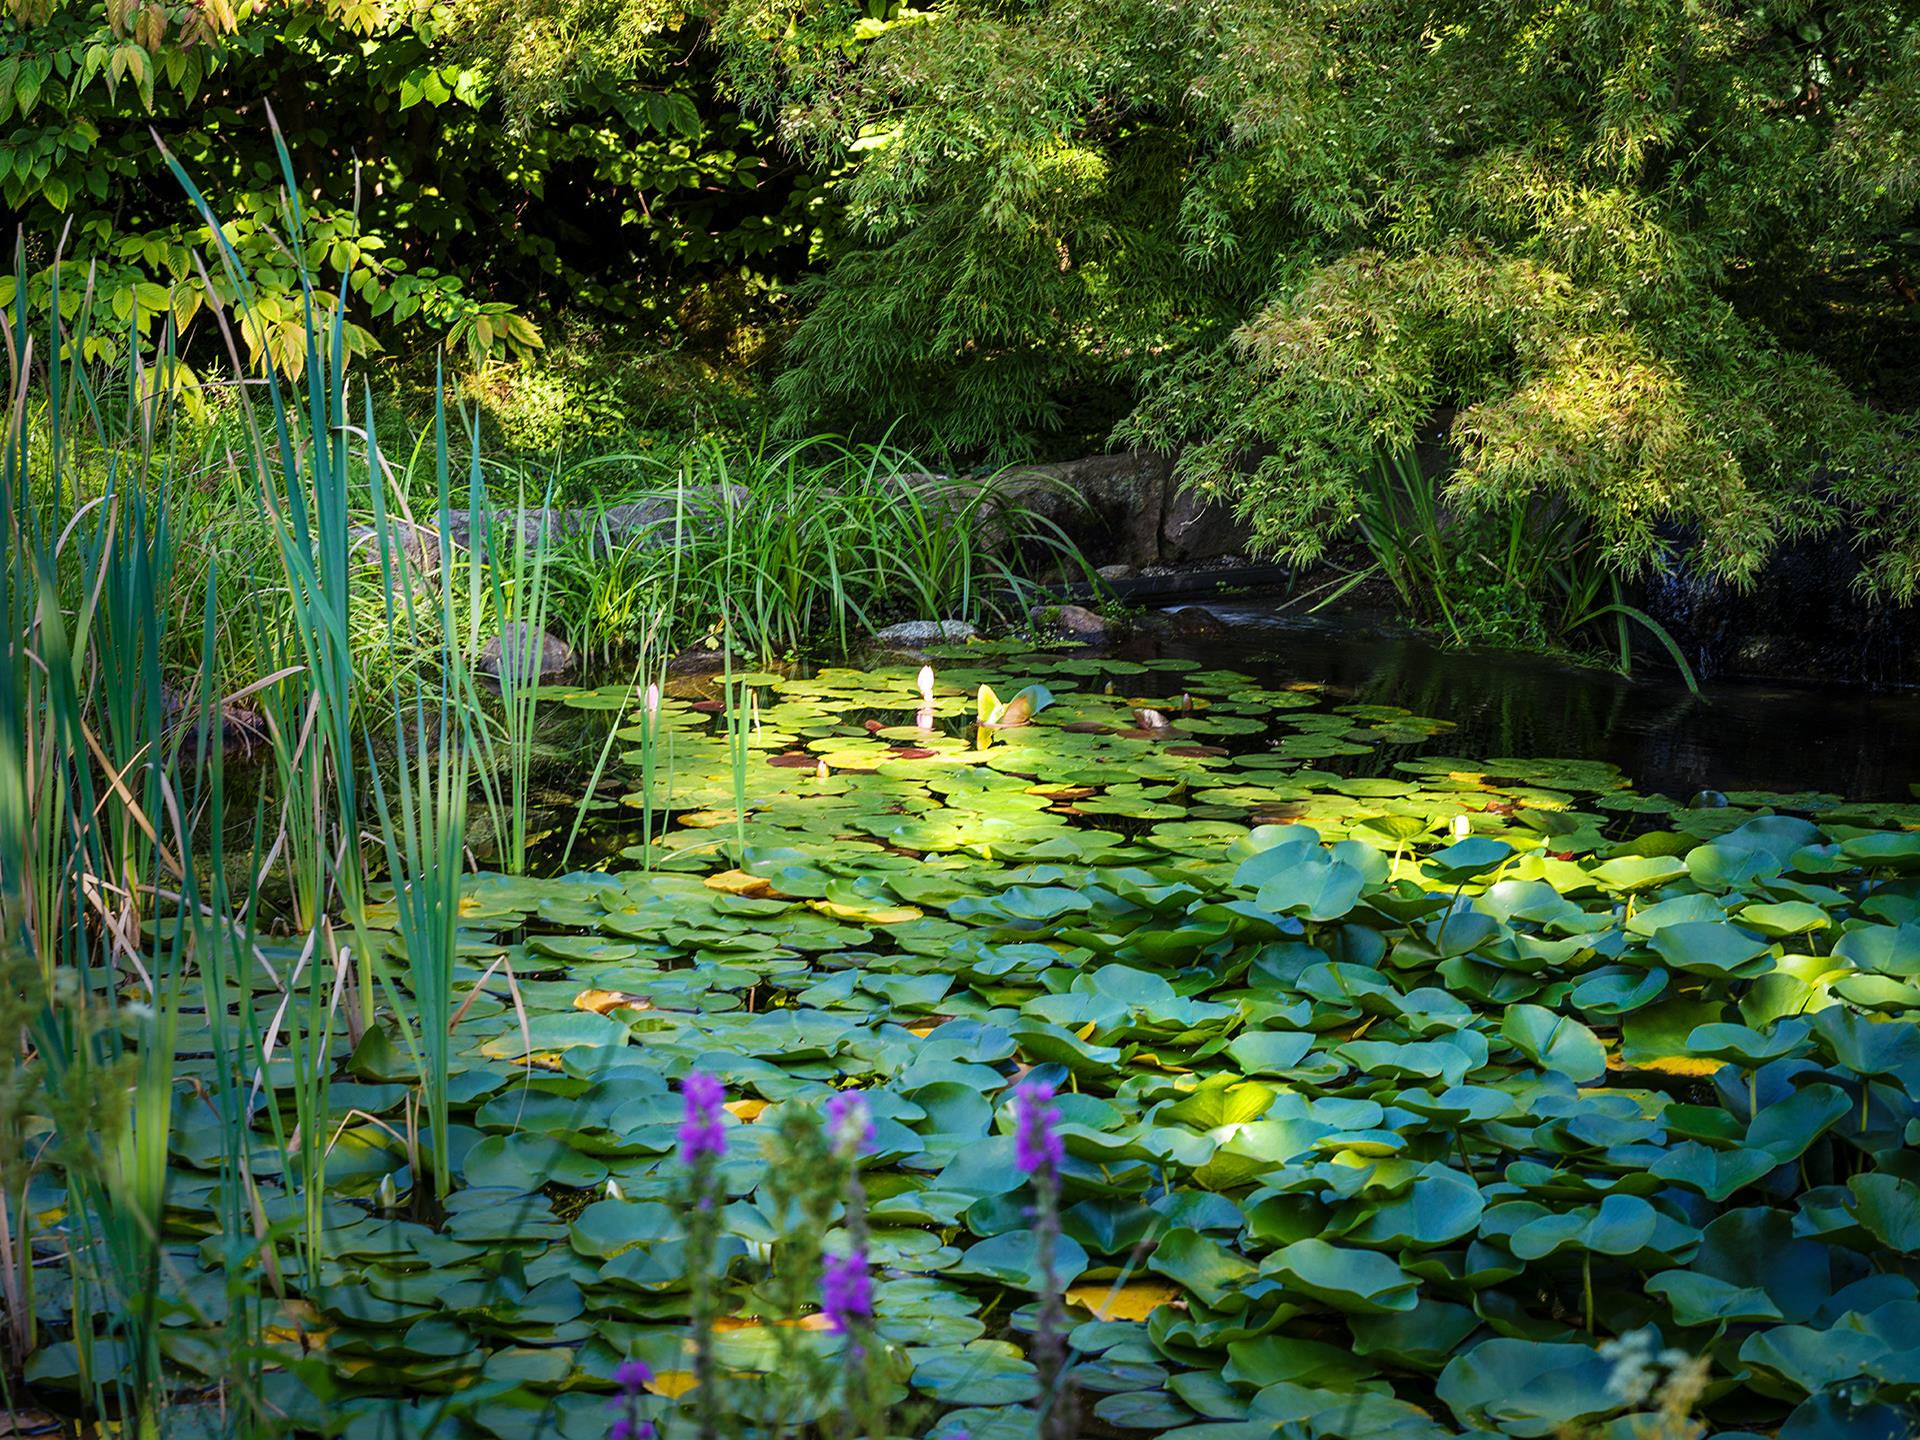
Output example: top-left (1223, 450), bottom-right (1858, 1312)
top-left (711, 0), bottom-right (1920, 596)
top-left (15, 0), bottom-right (1920, 620)
top-left (13, 119), bottom-right (1920, 1440)
top-left (0, 0), bottom-right (814, 384)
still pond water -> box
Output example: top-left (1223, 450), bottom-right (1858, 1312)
top-left (1157, 601), bottom-right (1920, 803)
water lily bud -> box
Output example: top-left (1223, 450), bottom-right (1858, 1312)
top-left (604, 1178), bottom-right (625, 1201)
top-left (1451, 813), bottom-right (1472, 838)
top-left (816, 758), bottom-right (830, 780)
top-left (917, 664), bottom-right (936, 705)
top-left (377, 1174), bottom-right (398, 1212)
top-left (643, 682), bottom-right (661, 718)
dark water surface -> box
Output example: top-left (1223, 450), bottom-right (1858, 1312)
top-left (1152, 600), bottom-right (1920, 802)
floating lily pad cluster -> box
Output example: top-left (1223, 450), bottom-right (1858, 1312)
top-left (38, 655), bottom-right (1920, 1439)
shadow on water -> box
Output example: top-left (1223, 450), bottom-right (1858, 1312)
top-left (1162, 600), bottom-right (1920, 802)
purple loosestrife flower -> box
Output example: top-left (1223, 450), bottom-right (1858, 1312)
top-left (1013, 1080), bottom-right (1064, 1176)
top-left (821, 1247), bottom-right (874, 1335)
top-left (826, 1090), bottom-right (871, 1157)
top-left (677, 1071), bottom-right (727, 1166)
top-left (607, 1358), bottom-right (657, 1440)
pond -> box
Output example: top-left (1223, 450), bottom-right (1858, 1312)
top-left (1150, 599), bottom-right (1920, 803)
top-left (63, 625), bottom-right (1920, 1440)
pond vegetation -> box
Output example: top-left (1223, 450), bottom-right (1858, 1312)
top-left (14, 506), bottom-right (1920, 1438)
top-left (9, 149), bottom-right (1920, 1440)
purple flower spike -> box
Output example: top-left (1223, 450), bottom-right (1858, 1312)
top-left (614, 1358), bottom-right (653, 1395)
top-left (826, 1090), bottom-right (871, 1157)
top-left (1013, 1080), bottom-right (1064, 1177)
top-left (821, 1247), bottom-right (874, 1335)
top-left (678, 1071), bottom-right (728, 1166)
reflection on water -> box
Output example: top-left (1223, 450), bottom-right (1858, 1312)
top-left (1165, 602), bottom-right (1920, 802)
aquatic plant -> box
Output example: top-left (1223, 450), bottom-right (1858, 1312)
top-left (1311, 448), bottom-right (1703, 687)
top-left (538, 436), bottom-right (1088, 662)
top-left (608, 1358), bottom-right (660, 1440)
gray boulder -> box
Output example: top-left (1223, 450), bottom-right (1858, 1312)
top-left (1000, 451), bottom-right (1172, 569)
top-left (478, 624), bottom-right (575, 683)
top-left (871, 619), bottom-right (977, 646)
top-left (1034, 603), bottom-right (1112, 642)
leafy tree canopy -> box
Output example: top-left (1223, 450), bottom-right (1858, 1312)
top-left (0, 0), bottom-right (817, 385)
top-left (708, 0), bottom-right (1920, 595)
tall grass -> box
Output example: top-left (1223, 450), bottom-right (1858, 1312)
top-left (1327, 447), bottom-right (1701, 690)
top-left (542, 434), bottom-right (1087, 662)
top-left (0, 122), bottom-right (1097, 1433)
top-left (0, 129), bottom-right (623, 1430)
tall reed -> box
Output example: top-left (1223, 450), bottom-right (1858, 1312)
top-left (0, 120), bottom-right (602, 1428)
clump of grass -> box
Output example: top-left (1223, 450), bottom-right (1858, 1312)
top-left (0, 129), bottom-right (680, 1428)
top-left (540, 434), bottom-right (1088, 662)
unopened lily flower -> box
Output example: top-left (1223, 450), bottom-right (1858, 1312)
top-left (918, 664), bottom-right (936, 705)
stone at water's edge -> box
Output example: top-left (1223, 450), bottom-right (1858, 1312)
top-left (1639, 533), bottom-right (1920, 686)
top-left (1001, 450), bottom-right (1251, 568)
top-left (1034, 603), bottom-right (1112, 641)
top-left (870, 619), bottom-right (978, 645)
top-left (478, 624), bottom-right (575, 683)
top-left (1149, 605), bottom-right (1229, 639)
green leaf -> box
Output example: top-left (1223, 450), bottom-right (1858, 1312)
top-left (1436, 1338), bottom-right (1622, 1436)
top-left (1261, 1238), bottom-right (1418, 1314)
top-left (1500, 1004), bottom-right (1606, 1083)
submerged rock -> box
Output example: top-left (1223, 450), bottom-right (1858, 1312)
top-left (1035, 603), bottom-right (1112, 641)
top-left (871, 619), bottom-right (977, 645)
top-left (1096, 563), bottom-right (1137, 582)
top-left (478, 624), bottom-right (574, 683)
top-left (667, 644), bottom-right (748, 675)
top-left (1165, 605), bottom-right (1228, 638)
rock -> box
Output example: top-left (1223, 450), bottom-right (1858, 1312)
top-left (1159, 480), bottom-right (1252, 563)
top-left (871, 619), bottom-right (977, 646)
top-left (1034, 603), bottom-right (1112, 641)
top-left (1001, 451), bottom-right (1174, 569)
top-left (1164, 605), bottom-right (1229, 638)
top-left (1638, 534), bottom-right (1920, 685)
top-left (164, 684), bottom-right (270, 762)
top-left (1095, 563), bottom-right (1137, 582)
top-left (667, 645), bottom-right (737, 675)
top-left (439, 486), bottom-right (749, 554)
top-left (347, 523), bottom-right (442, 598)
top-left (477, 624), bottom-right (574, 683)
